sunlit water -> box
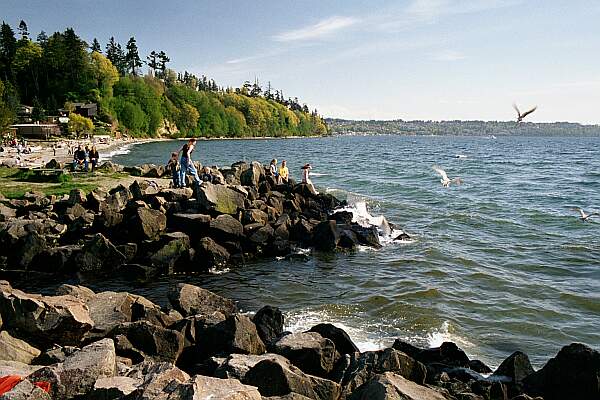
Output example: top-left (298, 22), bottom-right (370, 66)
top-left (25, 135), bottom-right (600, 368)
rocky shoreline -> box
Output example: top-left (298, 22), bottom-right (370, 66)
top-left (0, 160), bottom-right (598, 399)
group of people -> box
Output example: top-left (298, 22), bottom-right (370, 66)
top-left (71, 144), bottom-right (100, 172)
top-left (166, 138), bottom-right (317, 193)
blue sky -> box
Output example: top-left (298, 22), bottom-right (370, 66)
top-left (4, 0), bottom-right (600, 123)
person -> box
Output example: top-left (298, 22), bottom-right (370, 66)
top-left (200, 166), bottom-right (213, 183)
top-left (72, 145), bottom-right (88, 171)
top-left (301, 163), bottom-right (318, 193)
top-left (269, 159), bottom-right (279, 179)
top-left (179, 138), bottom-right (201, 188)
top-left (166, 152), bottom-right (180, 188)
top-left (89, 146), bottom-right (99, 172)
top-left (278, 160), bottom-right (289, 184)
top-left (52, 144), bottom-right (56, 157)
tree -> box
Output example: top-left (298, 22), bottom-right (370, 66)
top-left (91, 38), bottom-right (101, 53)
top-left (0, 22), bottom-right (17, 81)
top-left (179, 103), bottom-right (199, 131)
top-left (36, 31), bottom-right (48, 47)
top-left (31, 97), bottom-right (45, 122)
top-left (147, 51), bottom-right (158, 76)
top-left (12, 39), bottom-right (42, 100)
top-left (157, 51), bottom-right (169, 78)
top-left (125, 37), bottom-right (142, 76)
top-left (68, 112), bottom-right (94, 137)
top-left (105, 37), bottom-right (125, 74)
top-left (90, 51), bottom-right (118, 99)
top-left (0, 80), bottom-right (16, 131)
top-left (18, 20), bottom-right (28, 40)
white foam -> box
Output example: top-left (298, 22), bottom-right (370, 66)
top-left (209, 266), bottom-right (230, 275)
top-left (455, 154), bottom-right (467, 159)
top-left (102, 143), bottom-right (135, 160)
top-left (310, 172), bottom-right (328, 177)
top-left (336, 200), bottom-right (408, 246)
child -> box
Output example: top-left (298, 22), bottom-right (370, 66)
top-left (278, 160), bottom-right (289, 184)
top-left (167, 152), bottom-right (180, 188)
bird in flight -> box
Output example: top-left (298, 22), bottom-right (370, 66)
top-left (432, 166), bottom-right (463, 188)
top-left (513, 104), bottom-right (537, 123)
top-left (572, 208), bottom-right (599, 222)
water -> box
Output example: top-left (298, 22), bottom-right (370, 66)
top-left (33, 136), bottom-right (600, 367)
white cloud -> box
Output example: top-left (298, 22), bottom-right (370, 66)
top-left (273, 16), bottom-right (360, 42)
top-left (433, 49), bottom-right (466, 61)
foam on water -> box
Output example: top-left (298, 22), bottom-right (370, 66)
top-left (336, 200), bottom-right (409, 245)
top-left (102, 143), bottom-right (135, 160)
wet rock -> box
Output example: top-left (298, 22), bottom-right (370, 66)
top-left (201, 314), bottom-right (266, 357)
top-left (492, 351), bottom-right (534, 390)
top-left (197, 182), bottom-right (245, 215)
top-left (111, 320), bottom-right (184, 363)
top-left (273, 332), bottom-right (338, 377)
top-left (193, 237), bottom-right (230, 270)
top-left (523, 342), bottom-right (600, 400)
top-left (311, 221), bottom-right (339, 251)
top-left (146, 232), bottom-right (190, 273)
top-left (127, 207), bottom-right (167, 240)
top-left (72, 233), bottom-right (126, 273)
top-left (210, 214), bottom-right (244, 242)
top-left (170, 375), bottom-right (262, 399)
top-left (350, 225), bottom-right (381, 248)
top-left (392, 340), bottom-right (470, 368)
top-left (250, 224), bottom-right (274, 245)
top-left (308, 323), bottom-right (359, 356)
top-left (349, 372), bottom-right (447, 400)
top-left (245, 357), bottom-right (317, 399)
top-left (168, 283), bottom-right (237, 318)
top-left (253, 305), bottom-right (284, 346)
top-left (169, 213), bottom-right (211, 239)
top-left (329, 211), bottom-right (353, 225)
top-left (0, 330), bottom-right (41, 364)
top-left (469, 359), bottom-right (492, 374)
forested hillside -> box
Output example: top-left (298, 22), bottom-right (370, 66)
top-left (0, 20), bottom-right (327, 137)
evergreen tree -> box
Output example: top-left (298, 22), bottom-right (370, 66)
top-left (125, 37), bottom-right (142, 76)
top-left (105, 37), bottom-right (120, 68)
top-left (0, 22), bottom-right (17, 81)
top-left (250, 78), bottom-right (261, 97)
top-left (36, 31), bottom-right (48, 47)
top-left (115, 43), bottom-right (126, 75)
top-left (157, 51), bottom-right (169, 78)
top-left (91, 38), bottom-right (101, 53)
top-left (147, 51), bottom-right (158, 76)
top-left (18, 20), bottom-right (28, 39)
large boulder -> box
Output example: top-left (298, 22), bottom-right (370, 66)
top-left (241, 161), bottom-right (265, 188)
top-left (392, 340), bottom-right (470, 368)
top-left (168, 283), bottom-right (237, 317)
top-left (0, 330), bottom-right (41, 364)
top-left (523, 343), bottom-right (600, 400)
top-left (348, 372), bottom-right (447, 400)
top-left (311, 221), bottom-right (339, 251)
top-left (27, 338), bottom-right (116, 399)
top-left (146, 232), bottom-right (191, 273)
top-left (110, 320), bottom-right (184, 363)
top-left (158, 187), bottom-right (193, 202)
top-left (245, 358), bottom-right (317, 399)
top-left (273, 332), bottom-right (338, 377)
top-left (492, 351), bottom-right (535, 395)
top-left (253, 305), bottom-right (284, 346)
top-left (101, 185), bottom-right (132, 213)
top-left (125, 361), bottom-right (189, 400)
top-left (193, 237), bottom-right (230, 270)
top-left (127, 207), bottom-right (167, 240)
top-left (71, 233), bottom-right (126, 273)
top-left (169, 213), bottom-right (211, 239)
top-left (214, 353), bottom-right (290, 380)
top-left (210, 214), bottom-right (244, 242)
top-left (200, 314), bottom-right (266, 357)
top-left (197, 182), bottom-right (245, 215)
top-left (9, 231), bottom-right (47, 269)
top-left (242, 209), bottom-right (269, 225)
top-left (90, 376), bottom-right (139, 399)
top-left (0, 286), bottom-right (93, 347)
top-left (308, 323), bottom-right (359, 356)
top-left (169, 375), bottom-right (262, 400)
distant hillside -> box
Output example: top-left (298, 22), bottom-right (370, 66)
top-left (326, 119), bottom-right (600, 137)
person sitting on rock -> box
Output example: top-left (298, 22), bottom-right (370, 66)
top-left (269, 159), bottom-right (279, 181)
top-left (167, 152), bottom-right (180, 188)
top-left (72, 145), bottom-right (88, 172)
top-left (89, 146), bottom-right (99, 172)
top-left (279, 160), bottom-right (289, 184)
top-left (179, 138), bottom-right (201, 188)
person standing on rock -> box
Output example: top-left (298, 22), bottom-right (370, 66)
top-left (179, 138), bottom-right (201, 188)
top-left (279, 160), bottom-right (289, 184)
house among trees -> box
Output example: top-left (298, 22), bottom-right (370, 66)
top-left (58, 103), bottom-right (98, 118)
top-left (10, 123), bottom-right (61, 139)
top-left (17, 105), bottom-right (34, 123)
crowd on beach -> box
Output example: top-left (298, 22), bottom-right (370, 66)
top-left (167, 138), bottom-right (318, 192)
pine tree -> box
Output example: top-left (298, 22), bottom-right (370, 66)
top-left (125, 37), bottom-right (142, 76)
top-left (36, 31), bottom-right (48, 47)
top-left (115, 43), bottom-right (126, 75)
top-left (147, 51), bottom-right (158, 76)
top-left (105, 37), bottom-right (119, 67)
top-left (157, 51), bottom-right (169, 78)
top-left (91, 38), bottom-right (101, 53)
top-left (0, 22), bottom-right (17, 81)
top-left (18, 20), bottom-right (28, 39)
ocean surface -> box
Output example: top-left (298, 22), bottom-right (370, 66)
top-left (35, 135), bottom-right (600, 368)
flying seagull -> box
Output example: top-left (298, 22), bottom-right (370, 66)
top-left (432, 166), bottom-right (462, 188)
top-left (572, 207), bottom-right (599, 222)
top-left (513, 103), bottom-right (537, 123)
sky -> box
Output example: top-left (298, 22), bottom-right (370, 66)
top-left (3, 0), bottom-right (600, 123)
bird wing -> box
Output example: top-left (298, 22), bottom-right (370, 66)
top-left (513, 103), bottom-right (521, 117)
top-left (521, 106), bottom-right (537, 119)
top-left (574, 208), bottom-right (585, 218)
top-left (432, 166), bottom-right (449, 181)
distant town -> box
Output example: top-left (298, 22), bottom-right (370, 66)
top-left (326, 118), bottom-right (600, 137)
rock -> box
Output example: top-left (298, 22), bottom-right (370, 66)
top-left (0, 360), bottom-right (42, 377)
top-left (307, 374), bottom-right (341, 400)
top-left (245, 358), bottom-right (317, 399)
top-left (293, 183), bottom-right (318, 198)
top-left (9, 231), bottom-right (47, 269)
top-left (523, 342), bottom-right (600, 400)
top-left (273, 332), bottom-right (338, 377)
top-left (350, 225), bottom-right (381, 248)
top-left (101, 185), bottom-right (132, 213)
top-left (32, 345), bottom-right (79, 365)
top-left (392, 340), bottom-right (470, 368)
top-left (197, 182), bottom-right (245, 215)
top-left (146, 232), bottom-right (191, 273)
top-left (0, 288), bottom-right (93, 347)
top-left (96, 161), bottom-right (123, 173)
top-left (86, 189), bottom-right (107, 212)
top-left (28, 338), bottom-right (116, 399)
top-left (168, 283), bottom-right (238, 318)
top-left (210, 214), bottom-right (244, 242)
top-left (125, 361), bottom-right (189, 400)
top-left (311, 221), bottom-right (339, 251)
top-left (253, 305), bottom-right (284, 346)
top-left (0, 378), bottom-right (51, 399)
top-left (201, 314), bottom-right (266, 357)
top-left (90, 376), bottom-right (139, 399)
top-left (241, 161), bottom-right (265, 187)
top-left (250, 224), bottom-right (274, 245)
top-left (329, 211), bottom-right (353, 225)
top-left (193, 237), bottom-right (230, 270)
top-left (44, 158), bottom-right (62, 169)
top-left (339, 348), bottom-right (427, 397)
top-left (308, 323), bottom-right (359, 356)
top-left (0, 331), bottom-right (41, 364)
top-left (0, 204), bottom-right (17, 222)
top-left (349, 372), bottom-right (447, 400)
top-left (68, 188), bottom-right (86, 205)
top-left (170, 375), bottom-right (262, 400)
top-left (127, 207), bottom-right (167, 240)
top-left (94, 208), bottom-right (124, 232)
top-left (492, 351), bottom-right (534, 389)
top-left (159, 187), bottom-right (194, 202)
top-left (169, 213), bottom-right (211, 239)
top-left (243, 209), bottom-right (269, 225)
top-left (338, 229), bottom-right (359, 249)
top-left (129, 180), bottom-right (159, 200)
top-left (72, 233), bottom-right (126, 273)
top-left (111, 320), bottom-right (184, 363)
top-left (214, 353), bottom-right (290, 380)
top-left (55, 284), bottom-right (96, 301)
top-left (469, 359), bottom-right (492, 374)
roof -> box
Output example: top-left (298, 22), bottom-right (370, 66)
top-left (11, 124), bottom-right (60, 127)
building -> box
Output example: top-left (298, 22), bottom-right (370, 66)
top-left (10, 124), bottom-right (62, 139)
top-left (59, 103), bottom-right (98, 118)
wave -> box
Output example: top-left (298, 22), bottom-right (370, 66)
top-left (101, 142), bottom-right (136, 160)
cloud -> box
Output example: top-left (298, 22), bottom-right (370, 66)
top-left (273, 16), bottom-right (360, 42)
top-left (433, 49), bottom-right (466, 61)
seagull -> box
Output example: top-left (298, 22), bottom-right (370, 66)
top-left (572, 208), bottom-right (599, 222)
top-left (513, 103), bottom-right (537, 123)
top-left (432, 166), bottom-right (463, 188)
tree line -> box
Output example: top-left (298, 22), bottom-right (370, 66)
top-left (0, 20), bottom-right (328, 138)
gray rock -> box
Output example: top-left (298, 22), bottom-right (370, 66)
top-left (197, 182), bottom-right (245, 215)
top-left (0, 360), bottom-right (42, 377)
top-left (128, 207), bottom-right (167, 240)
top-left (0, 330), bottom-right (41, 364)
top-left (159, 188), bottom-right (194, 202)
top-left (243, 209), bottom-right (269, 225)
top-left (307, 374), bottom-right (341, 400)
top-left (90, 376), bottom-right (139, 399)
top-left (168, 375), bottom-right (262, 400)
top-left (0, 378), bottom-right (51, 400)
top-left (169, 213), bottom-right (211, 239)
top-left (492, 351), bottom-right (534, 394)
top-left (193, 237), bottom-right (230, 270)
top-left (111, 320), bottom-right (184, 363)
top-left (348, 372), bottom-right (447, 400)
top-left (210, 214), bottom-right (244, 242)
top-left (168, 283), bottom-right (237, 318)
top-left (245, 357), bottom-right (317, 399)
top-left (72, 233), bottom-right (126, 273)
top-left (273, 332), bottom-right (338, 378)
top-left (201, 314), bottom-right (266, 357)
top-left (126, 361), bottom-right (190, 400)
top-left (311, 221), bottom-right (339, 251)
top-left (214, 353), bottom-right (290, 380)
top-left (240, 161), bottom-right (265, 187)
top-left (55, 284), bottom-right (96, 301)
top-left (147, 232), bottom-right (191, 273)
top-left (252, 305), bottom-right (284, 345)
